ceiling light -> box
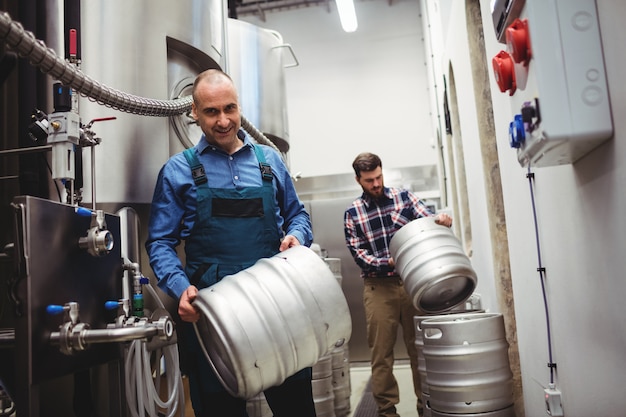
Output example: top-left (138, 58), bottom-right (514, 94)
top-left (335, 0), bottom-right (358, 32)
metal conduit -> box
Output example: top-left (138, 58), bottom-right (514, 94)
top-left (0, 11), bottom-right (280, 151)
top-left (49, 325), bottom-right (159, 346)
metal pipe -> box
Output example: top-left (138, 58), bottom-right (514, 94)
top-left (50, 324), bottom-right (158, 346)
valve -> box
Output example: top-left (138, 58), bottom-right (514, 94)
top-left (47, 301), bottom-right (90, 355)
top-left (80, 116), bottom-right (116, 147)
top-left (78, 209), bottom-right (114, 257)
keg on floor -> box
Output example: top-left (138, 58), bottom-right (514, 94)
top-left (389, 217), bottom-right (477, 313)
top-left (421, 313), bottom-right (514, 415)
top-left (415, 309), bottom-right (486, 417)
top-left (312, 354), bottom-right (336, 417)
top-left (193, 246), bottom-right (352, 399)
top-left (331, 344), bottom-right (351, 417)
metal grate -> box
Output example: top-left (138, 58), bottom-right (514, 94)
top-left (353, 378), bottom-right (378, 417)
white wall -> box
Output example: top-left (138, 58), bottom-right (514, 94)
top-left (427, 0), bottom-right (626, 416)
top-left (246, 0), bottom-right (626, 417)
top-left (241, 0), bottom-right (437, 178)
top-left (247, 0), bottom-right (626, 415)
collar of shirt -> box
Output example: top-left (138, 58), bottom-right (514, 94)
top-left (196, 130), bottom-right (252, 156)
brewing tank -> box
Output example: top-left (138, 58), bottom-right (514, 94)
top-left (227, 18), bottom-right (294, 157)
top-left (79, 0), bottom-right (226, 204)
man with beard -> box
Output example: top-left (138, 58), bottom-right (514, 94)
top-left (343, 152), bottom-right (452, 417)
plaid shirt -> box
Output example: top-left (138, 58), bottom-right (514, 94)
top-left (344, 186), bottom-right (433, 278)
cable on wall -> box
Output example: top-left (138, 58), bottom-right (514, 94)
top-left (525, 165), bottom-right (556, 384)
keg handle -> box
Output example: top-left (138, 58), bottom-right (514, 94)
top-left (423, 328), bottom-right (443, 340)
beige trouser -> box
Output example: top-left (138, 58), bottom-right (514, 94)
top-left (363, 277), bottom-right (422, 417)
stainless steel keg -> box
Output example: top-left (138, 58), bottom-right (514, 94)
top-left (193, 246), bottom-right (352, 399)
top-left (389, 217), bottom-right (477, 313)
top-left (421, 313), bottom-right (514, 414)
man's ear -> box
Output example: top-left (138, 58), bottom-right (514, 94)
top-left (191, 102), bottom-right (198, 120)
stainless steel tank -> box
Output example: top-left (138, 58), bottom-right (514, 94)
top-left (79, 0), bottom-right (226, 204)
top-left (389, 217), bottom-right (477, 313)
top-left (193, 246), bottom-right (352, 399)
top-left (227, 18), bottom-right (296, 156)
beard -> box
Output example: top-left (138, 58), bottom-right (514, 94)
top-left (367, 187), bottom-right (384, 199)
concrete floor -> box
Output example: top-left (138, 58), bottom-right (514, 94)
top-left (347, 362), bottom-right (418, 417)
top-left (178, 362), bottom-right (418, 417)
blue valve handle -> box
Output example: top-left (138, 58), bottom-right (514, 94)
top-left (46, 305), bottom-right (66, 315)
top-left (74, 206), bottom-right (93, 217)
top-left (104, 301), bottom-right (120, 310)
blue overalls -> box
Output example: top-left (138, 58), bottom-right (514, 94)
top-left (181, 145), bottom-right (314, 417)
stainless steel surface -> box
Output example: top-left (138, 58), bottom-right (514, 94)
top-left (305, 196), bottom-right (372, 363)
top-left (421, 313), bottom-right (514, 414)
top-left (331, 345), bottom-right (350, 417)
top-left (299, 167), bottom-right (442, 363)
top-left (295, 165), bottom-right (440, 202)
top-left (8, 196), bottom-right (123, 413)
top-left (431, 404), bottom-right (515, 417)
top-left (312, 376), bottom-right (335, 417)
top-left (0, 10), bottom-right (195, 117)
top-left (227, 19), bottom-right (293, 153)
top-left (79, 0), bottom-right (226, 204)
top-left (49, 324), bottom-right (158, 346)
top-left (117, 207), bottom-right (141, 302)
top-left (193, 245), bottom-right (352, 399)
top-left (390, 217), bottom-right (477, 314)
top-left (414, 311), bottom-right (486, 396)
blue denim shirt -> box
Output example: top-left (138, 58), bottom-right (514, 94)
top-left (146, 132), bottom-right (313, 299)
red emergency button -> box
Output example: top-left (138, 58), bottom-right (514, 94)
top-left (506, 18), bottom-right (531, 65)
top-left (492, 50), bottom-right (516, 95)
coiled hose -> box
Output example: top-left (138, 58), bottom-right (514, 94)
top-left (125, 282), bottom-right (185, 417)
top-left (0, 10), bottom-right (280, 151)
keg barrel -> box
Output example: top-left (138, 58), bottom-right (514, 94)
top-left (431, 404), bottom-right (515, 417)
top-left (314, 354), bottom-right (333, 380)
top-left (313, 354), bottom-right (336, 417)
top-left (421, 313), bottom-right (514, 414)
top-left (330, 345), bottom-right (350, 417)
top-left (324, 258), bottom-right (343, 287)
top-left (193, 246), bottom-right (352, 399)
top-left (414, 310), bottom-right (486, 396)
top-left (389, 217), bottom-right (477, 313)
top-left (312, 376), bottom-right (336, 417)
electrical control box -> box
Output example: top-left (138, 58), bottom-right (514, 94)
top-left (495, 0), bottom-right (613, 167)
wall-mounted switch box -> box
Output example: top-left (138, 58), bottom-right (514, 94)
top-left (507, 0), bottom-right (613, 167)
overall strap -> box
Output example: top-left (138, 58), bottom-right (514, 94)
top-left (183, 148), bottom-right (208, 186)
top-left (252, 144), bottom-right (273, 182)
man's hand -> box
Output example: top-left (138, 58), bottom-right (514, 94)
top-left (179, 285), bottom-right (200, 323)
top-left (279, 235), bottom-right (301, 252)
top-left (435, 213), bottom-right (453, 227)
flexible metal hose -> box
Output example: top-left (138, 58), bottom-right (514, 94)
top-left (0, 11), bottom-right (188, 117)
top-left (0, 11), bottom-right (280, 151)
